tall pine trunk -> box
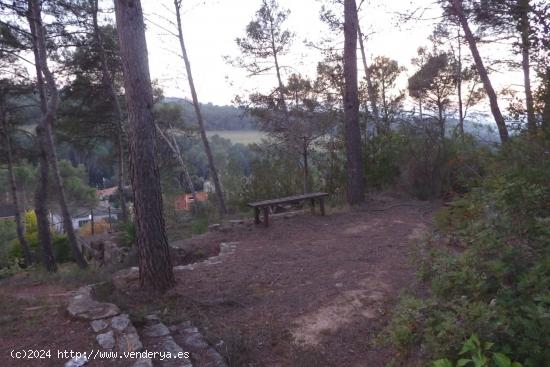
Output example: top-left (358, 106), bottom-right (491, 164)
top-left (27, 3), bottom-right (56, 272)
top-left (1, 112), bottom-right (32, 266)
top-left (32, 71), bottom-right (57, 272)
top-left (91, 0), bottom-right (128, 221)
top-left (450, 0), bottom-right (509, 143)
top-left (29, 0), bottom-right (87, 268)
top-left (519, 0), bottom-right (537, 133)
top-left (114, 0), bottom-right (175, 291)
top-left (344, 0), bottom-right (365, 205)
top-left (543, 67), bottom-right (550, 130)
top-left (174, 0), bottom-right (226, 215)
top-left (357, 22), bottom-right (379, 127)
top-left (302, 138), bottom-right (309, 194)
top-left (456, 27), bottom-right (465, 141)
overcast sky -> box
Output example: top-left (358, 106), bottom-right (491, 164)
top-left (139, 0), bottom-right (522, 108)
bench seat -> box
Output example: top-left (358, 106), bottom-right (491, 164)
top-left (248, 192), bottom-right (328, 226)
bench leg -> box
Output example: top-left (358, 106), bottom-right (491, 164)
top-left (263, 207), bottom-right (269, 227)
top-left (310, 198), bottom-right (315, 214)
top-left (254, 207), bottom-right (260, 224)
top-left (320, 198), bottom-right (325, 216)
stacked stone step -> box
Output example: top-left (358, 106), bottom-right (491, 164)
top-left (66, 285), bottom-right (146, 366)
top-left (141, 315), bottom-right (227, 367)
top-left (140, 314), bottom-right (192, 367)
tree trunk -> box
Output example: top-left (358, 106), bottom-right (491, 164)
top-left (343, 0), bottom-right (365, 205)
top-left (302, 137), bottom-right (309, 194)
top-left (543, 67), bottom-right (550, 130)
top-left (456, 27), bottom-right (465, 141)
top-left (437, 95), bottom-right (445, 139)
top-left (450, 0), bottom-right (509, 143)
top-left (28, 0), bottom-right (88, 269)
top-left (357, 22), bottom-right (379, 127)
top-left (1, 112), bottom-right (32, 266)
top-left (35, 146), bottom-right (57, 272)
top-left (27, 3), bottom-right (57, 272)
top-left (519, 0), bottom-right (537, 133)
top-left (27, 1), bottom-right (57, 272)
top-left (30, 54), bottom-right (57, 272)
top-left (174, 0), bottom-right (226, 216)
top-left (91, 0), bottom-right (128, 222)
top-left (155, 124), bottom-right (198, 201)
top-left (114, 0), bottom-right (175, 291)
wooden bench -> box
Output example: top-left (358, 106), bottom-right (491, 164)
top-left (248, 192), bottom-right (329, 227)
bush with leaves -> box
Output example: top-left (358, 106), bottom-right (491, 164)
top-left (0, 220), bottom-right (17, 268)
top-left (386, 134), bottom-right (550, 366)
top-left (433, 334), bottom-right (522, 367)
top-left (8, 211), bottom-right (73, 264)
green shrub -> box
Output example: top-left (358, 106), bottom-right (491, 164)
top-left (433, 334), bottom-right (522, 367)
top-left (118, 220), bottom-right (136, 247)
top-left (9, 232), bottom-right (72, 263)
top-left (52, 236), bottom-right (72, 263)
top-left (7, 211), bottom-right (73, 264)
top-left (386, 135), bottom-right (550, 366)
top-left (0, 220), bottom-right (17, 267)
top-left (190, 217), bottom-right (209, 235)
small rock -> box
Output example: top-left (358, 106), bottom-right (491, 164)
top-left (132, 358), bottom-right (153, 367)
top-left (160, 336), bottom-right (192, 366)
top-left (96, 331), bottom-right (115, 350)
top-left (67, 286), bottom-right (120, 320)
top-left (174, 264), bottom-right (195, 272)
top-left (110, 314), bottom-right (131, 332)
top-left (183, 327), bottom-right (198, 334)
top-left (228, 219), bottom-right (244, 225)
top-left (144, 314), bottom-right (160, 325)
top-left (90, 319), bottom-right (109, 332)
top-left (143, 323), bottom-right (170, 338)
top-left (182, 332), bottom-right (209, 350)
top-left (172, 321), bottom-right (192, 335)
top-left (161, 336), bottom-right (184, 354)
top-left (208, 224), bottom-right (221, 231)
top-left (205, 347), bottom-right (228, 367)
top-left (205, 260), bottom-right (222, 266)
top-left (103, 239), bottom-right (129, 265)
top-left (118, 331), bottom-right (143, 352)
top-left (112, 267), bottom-right (139, 290)
top-left (64, 356), bottom-right (88, 367)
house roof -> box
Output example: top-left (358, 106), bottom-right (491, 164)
top-left (0, 204), bottom-right (16, 218)
top-left (97, 186), bottom-right (118, 198)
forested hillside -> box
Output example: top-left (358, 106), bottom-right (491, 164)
top-left (163, 97), bottom-right (257, 131)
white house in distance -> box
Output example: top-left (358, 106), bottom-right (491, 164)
top-left (50, 186), bottom-right (121, 233)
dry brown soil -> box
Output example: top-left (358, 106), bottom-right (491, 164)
top-left (0, 195), bottom-right (437, 367)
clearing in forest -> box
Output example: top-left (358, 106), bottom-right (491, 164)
top-left (161, 195), bottom-right (436, 366)
top-left (0, 195), bottom-right (437, 367)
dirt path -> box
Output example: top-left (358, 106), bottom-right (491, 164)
top-left (166, 197), bottom-right (437, 366)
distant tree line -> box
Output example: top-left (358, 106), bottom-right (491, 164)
top-left (163, 98), bottom-right (258, 131)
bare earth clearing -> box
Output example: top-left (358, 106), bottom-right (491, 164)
top-left (0, 195), bottom-right (437, 367)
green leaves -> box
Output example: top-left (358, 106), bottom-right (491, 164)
top-left (432, 334), bottom-right (523, 367)
top-left (433, 359), bottom-right (454, 367)
top-left (492, 353), bottom-right (522, 367)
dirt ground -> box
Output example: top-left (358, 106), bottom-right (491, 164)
top-left (166, 196), bottom-right (437, 366)
top-left (0, 195), bottom-right (437, 367)
top-left (0, 276), bottom-right (129, 367)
